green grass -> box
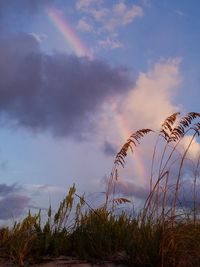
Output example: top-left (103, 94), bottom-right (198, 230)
top-left (1, 112), bottom-right (200, 267)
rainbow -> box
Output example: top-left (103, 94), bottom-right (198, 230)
top-left (117, 114), bottom-right (146, 184)
top-left (47, 6), bottom-right (145, 184)
top-left (111, 104), bottom-right (146, 185)
top-left (47, 6), bottom-right (91, 57)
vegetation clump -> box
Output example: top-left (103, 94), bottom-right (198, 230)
top-left (1, 112), bottom-right (200, 267)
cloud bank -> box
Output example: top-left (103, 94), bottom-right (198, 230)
top-left (120, 58), bottom-right (182, 130)
top-left (0, 184), bottom-right (30, 220)
top-left (99, 58), bottom-right (182, 155)
top-left (100, 58), bottom-right (199, 208)
top-left (0, 194), bottom-right (30, 220)
top-left (0, 32), bottom-right (131, 138)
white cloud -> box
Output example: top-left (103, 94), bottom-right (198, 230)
top-left (180, 135), bottom-right (200, 161)
top-left (76, 0), bottom-right (143, 32)
top-left (97, 58), bottom-right (182, 188)
top-left (75, 0), bottom-right (143, 51)
top-left (98, 37), bottom-right (123, 49)
top-left (120, 58), bottom-right (182, 131)
top-left (77, 17), bottom-right (94, 32)
top-left (25, 184), bottom-right (65, 194)
top-left (97, 58), bottom-right (200, 205)
top-left (99, 58), bottom-right (182, 142)
top-left (76, 0), bottom-right (98, 11)
top-left (89, 7), bottom-right (109, 21)
top-left (105, 4), bottom-right (143, 31)
top-left (99, 58), bottom-right (182, 145)
top-left (30, 33), bottom-right (47, 43)
top-left (123, 5), bottom-right (143, 24)
top-left (175, 9), bottom-right (185, 17)
top-left (108, 1), bottom-right (143, 29)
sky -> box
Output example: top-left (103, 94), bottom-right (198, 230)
top-left (0, 0), bottom-right (200, 222)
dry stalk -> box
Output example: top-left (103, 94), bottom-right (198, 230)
top-left (193, 152), bottom-right (200, 225)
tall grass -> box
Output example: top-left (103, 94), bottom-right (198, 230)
top-left (107, 111), bottom-right (200, 266)
top-left (0, 112), bottom-right (200, 266)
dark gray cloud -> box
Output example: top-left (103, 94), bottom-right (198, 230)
top-left (0, 183), bottom-right (30, 220)
top-left (0, 32), bottom-right (131, 138)
top-left (0, 194), bottom-right (30, 220)
top-left (115, 180), bottom-right (148, 200)
top-left (0, 183), bottom-right (19, 196)
top-left (102, 141), bottom-right (117, 156)
top-left (176, 180), bottom-right (200, 209)
top-left (115, 178), bottom-right (200, 211)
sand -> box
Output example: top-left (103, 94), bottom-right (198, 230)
top-left (0, 256), bottom-right (126, 267)
top-left (32, 257), bottom-right (126, 267)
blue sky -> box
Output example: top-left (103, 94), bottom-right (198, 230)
top-left (0, 0), bottom-right (199, 222)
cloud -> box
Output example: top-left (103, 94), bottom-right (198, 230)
top-left (30, 33), bottom-right (48, 43)
top-left (25, 184), bottom-right (66, 194)
top-left (0, 183), bottom-right (30, 220)
top-left (102, 141), bottom-right (117, 157)
top-left (105, 1), bottom-right (143, 31)
top-left (99, 58), bottom-right (200, 211)
top-left (77, 17), bottom-right (94, 32)
top-left (178, 180), bottom-right (200, 209)
top-left (98, 57), bottom-right (187, 203)
top-left (115, 180), bottom-right (148, 199)
top-left (115, 178), bottom-right (200, 210)
top-left (99, 58), bottom-right (182, 149)
top-left (180, 135), bottom-right (200, 161)
top-left (0, 32), bottom-right (131, 138)
top-left (119, 58), bottom-right (182, 131)
top-left (76, 0), bottom-right (100, 11)
top-left (0, 183), bottom-right (19, 196)
top-left (175, 10), bottom-right (185, 17)
top-left (0, 194), bottom-right (30, 220)
top-left (76, 0), bottom-right (143, 32)
top-left (98, 37), bottom-right (123, 49)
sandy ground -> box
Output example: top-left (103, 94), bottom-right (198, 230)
top-left (0, 256), bottom-right (127, 267)
top-left (32, 257), bottom-right (125, 267)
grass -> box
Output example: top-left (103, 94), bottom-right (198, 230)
top-left (0, 112), bottom-right (200, 266)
